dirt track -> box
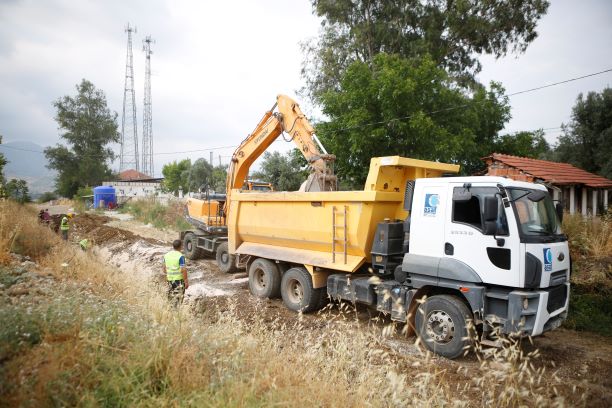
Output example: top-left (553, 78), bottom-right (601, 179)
top-left (71, 212), bottom-right (612, 406)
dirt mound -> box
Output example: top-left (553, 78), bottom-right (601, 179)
top-left (72, 213), bottom-right (142, 246)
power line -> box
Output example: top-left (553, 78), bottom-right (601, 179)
top-left (332, 68), bottom-right (612, 133)
top-left (1, 68), bottom-right (608, 159)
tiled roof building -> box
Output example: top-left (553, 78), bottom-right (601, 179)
top-left (483, 153), bottom-right (611, 216)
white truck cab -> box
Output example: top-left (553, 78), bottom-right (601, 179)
top-left (329, 176), bottom-right (570, 358)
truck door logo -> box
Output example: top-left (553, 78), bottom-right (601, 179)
top-left (543, 248), bottom-right (553, 271)
top-left (424, 194), bottom-right (439, 216)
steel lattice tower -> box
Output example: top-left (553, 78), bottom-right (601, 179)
top-left (142, 35), bottom-right (155, 177)
top-left (120, 23), bottom-right (139, 172)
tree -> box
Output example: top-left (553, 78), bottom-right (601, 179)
top-left (5, 178), bottom-right (30, 203)
top-left (554, 88), bottom-right (612, 178)
top-left (0, 137), bottom-right (6, 199)
top-left (0, 134), bottom-right (6, 187)
top-left (44, 79), bottom-right (119, 197)
top-left (252, 150), bottom-right (309, 191)
top-left (37, 191), bottom-right (58, 203)
top-left (184, 158), bottom-right (213, 193)
top-left (494, 130), bottom-right (550, 159)
top-left (302, 0), bottom-right (549, 100)
top-left (161, 159), bottom-right (191, 195)
top-left (316, 54), bottom-right (510, 186)
top-left (211, 165), bottom-right (228, 193)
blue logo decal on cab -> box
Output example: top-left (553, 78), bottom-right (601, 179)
top-left (543, 248), bottom-right (552, 271)
top-left (424, 194), bottom-right (439, 216)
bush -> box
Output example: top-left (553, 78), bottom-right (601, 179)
top-left (37, 191), bottom-right (58, 203)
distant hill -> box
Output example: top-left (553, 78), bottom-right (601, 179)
top-left (1, 141), bottom-right (56, 195)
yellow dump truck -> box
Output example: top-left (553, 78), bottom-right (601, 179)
top-left (221, 95), bottom-right (570, 359)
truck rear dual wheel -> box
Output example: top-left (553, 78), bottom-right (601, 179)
top-left (249, 258), bottom-right (281, 298)
top-left (183, 232), bottom-right (205, 260)
top-left (216, 242), bottom-right (237, 273)
top-left (415, 295), bottom-right (473, 359)
top-left (281, 267), bottom-right (325, 313)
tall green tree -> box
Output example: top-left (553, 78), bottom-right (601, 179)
top-left (316, 54), bottom-right (510, 186)
top-left (494, 130), bottom-right (550, 159)
top-left (0, 134), bottom-right (7, 193)
top-left (5, 178), bottom-right (30, 203)
top-left (554, 88), bottom-right (612, 178)
top-left (184, 158), bottom-right (214, 193)
top-left (303, 0), bottom-right (549, 100)
top-left (211, 165), bottom-right (228, 193)
top-left (45, 79), bottom-right (119, 197)
top-left (161, 159), bottom-right (191, 195)
top-left (251, 150), bottom-right (309, 191)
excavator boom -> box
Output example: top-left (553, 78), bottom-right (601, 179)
top-left (226, 95), bottom-right (336, 194)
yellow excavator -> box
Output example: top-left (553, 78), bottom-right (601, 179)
top-left (180, 94), bottom-right (336, 270)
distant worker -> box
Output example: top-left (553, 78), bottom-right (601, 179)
top-left (163, 239), bottom-right (189, 306)
top-left (60, 213), bottom-right (72, 241)
top-left (79, 238), bottom-right (90, 251)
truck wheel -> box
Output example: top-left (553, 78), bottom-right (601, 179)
top-left (281, 267), bottom-right (324, 313)
top-left (248, 258), bottom-right (281, 298)
top-left (415, 295), bottom-right (473, 359)
top-left (183, 232), bottom-right (204, 260)
top-left (216, 242), bottom-right (237, 273)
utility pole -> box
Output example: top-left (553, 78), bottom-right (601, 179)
top-left (210, 151), bottom-right (213, 166)
top-left (120, 23), bottom-right (139, 172)
top-left (142, 35), bottom-right (155, 177)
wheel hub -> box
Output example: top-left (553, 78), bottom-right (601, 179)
top-left (425, 310), bottom-right (455, 344)
top-left (255, 269), bottom-right (266, 289)
top-left (221, 252), bottom-right (228, 263)
top-left (287, 279), bottom-right (303, 304)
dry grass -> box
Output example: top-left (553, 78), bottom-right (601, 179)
top-left (120, 198), bottom-right (191, 231)
top-left (0, 201), bottom-right (574, 407)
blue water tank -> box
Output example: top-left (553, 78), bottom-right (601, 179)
top-left (93, 186), bottom-right (117, 209)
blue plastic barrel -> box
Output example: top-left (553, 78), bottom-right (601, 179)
top-left (93, 186), bottom-right (117, 209)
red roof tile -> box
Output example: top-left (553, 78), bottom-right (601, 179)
top-left (118, 169), bottom-right (151, 181)
top-left (484, 153), bottom-right (612, 188)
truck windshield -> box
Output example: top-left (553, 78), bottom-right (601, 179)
top-left (509, 188), bottom-right (562, 236)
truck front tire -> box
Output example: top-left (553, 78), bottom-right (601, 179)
top-left (281, 267), bottom-right (324, 313)
top-left (249, 258), bottom-right (281, 298)
top-left (415, 295), bottom-right (473, 359)
top-left (183, 232), bottom-right (204, 260)
top-left (216, 242), bottom-right (237, 273)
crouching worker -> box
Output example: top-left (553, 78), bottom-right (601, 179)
top-left (163, 239), bottom-right (189, 306)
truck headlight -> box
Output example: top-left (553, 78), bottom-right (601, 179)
top-left (523, 297), bottom-right (529, 310)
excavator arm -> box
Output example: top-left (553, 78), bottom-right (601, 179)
top-left (226, 95), bottom-right (337, 194)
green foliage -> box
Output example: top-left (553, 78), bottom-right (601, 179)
top-left (316, 54), bottom-right (510, 186)
top-left (252, 150), bottom-right (309, 191)
top-left (303, 0), bottom-right (549, 100)
top-left (161, 159), bottom-right (191, 195)
top-left (44, 79), bottom-right (119, 198)
top-left (185, 158), bottom-right (213, 193)
top-left (554, 87), bottom-right (612, 178)
top-left (4, 178), bottom-right (31, 203)
top-left (37, 191), bottom-right (58, 203)
top-left (162, 159), bottom-right (227, 195)
top-left (0, 134), bottom-right (7, 188)
top-left (493, 130), bottom-right (550, 158)
top-left (564, 290), bottom-right (612, 337)
top-left (211, 165), bottom-right (228, 193)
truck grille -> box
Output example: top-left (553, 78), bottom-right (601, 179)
top-left (546, 285), bottom-right (567, 313)
top-left (549, 269), bottom-right (568, 286)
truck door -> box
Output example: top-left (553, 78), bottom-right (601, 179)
top-left (443, 184), bottom-right (520, 287)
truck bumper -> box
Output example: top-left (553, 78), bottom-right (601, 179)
top-left (492, 282), bottom-right (570, 336)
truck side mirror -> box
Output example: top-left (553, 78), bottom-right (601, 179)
top-left (483, 196), bottom-right (498, 235)
top-left (555, 202), bottom-right (564, 223)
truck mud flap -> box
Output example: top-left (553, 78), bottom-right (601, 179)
top-left (327, 275), bottom-right (376, 305)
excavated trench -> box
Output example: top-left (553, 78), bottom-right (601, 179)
top-left (69, 212), bottom-right (612, 406)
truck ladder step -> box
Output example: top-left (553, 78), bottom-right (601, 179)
top-left (332, 205), bottom-right (348, 264)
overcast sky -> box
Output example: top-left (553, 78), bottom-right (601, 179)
top-left (0, 0), bottom-right (611, 177)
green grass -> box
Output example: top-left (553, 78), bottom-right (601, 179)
top-left (120, 198), bottom-right (187, 231)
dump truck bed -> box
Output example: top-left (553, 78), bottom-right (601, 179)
top-left (227, 156), bottom-right (459, 274)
